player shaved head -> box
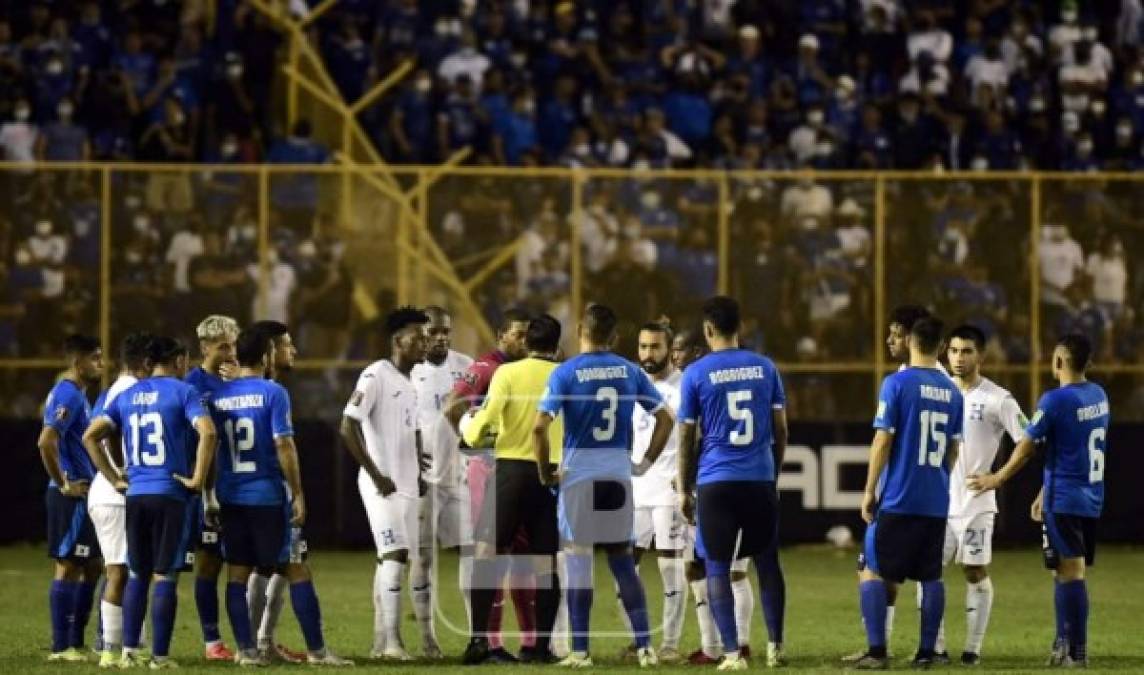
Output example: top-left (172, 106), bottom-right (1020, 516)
top-left (638, 322), bottom-right (673, 377)
top-left (497, 308), bottom-right (531, 360)
top-left (947, 324), bottom-right (986, 380)
top-left (251, 320), bottom-right (296, 377)
top-left (526, 313), bottom-right (562, 354)
top-left (672, 326), bottom-right (709, 371)
top-left (64, 333), bottom-right (105, 383)
top-left (581, 303), bottom-right (618, 347)
top-left (1054, 333), bottom-right (1092, 377)
top-left (386, 306), bottom-right (429, 372)
top-left (196, 314), bottom-right (238, 373)
top-left (909, 316), bottom-right (945, 357)
top-left (423, 305), bottom-right (453, 365)
top-left (888, 304), bottom-right (930, 361)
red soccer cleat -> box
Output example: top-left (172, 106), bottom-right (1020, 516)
top-left (204, 642), bottom-right (235, 661)
top-left (688, 649), bottom-right (720, 665)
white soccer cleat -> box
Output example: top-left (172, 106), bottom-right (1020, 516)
top-left (235, 649), bottom-right (267, 667)
top-left (658, 646), bottom-right (683, 663)
top-left (637, 646), bottom-right (658, 667)
top-left (306, 649), bottom-right (354, 667)
top-left (117, 650), bottom-right (147, 669)
top-left (98, 650), bottom-right (120, 668)
top-left (380, 646), bottom-right (414, 662)
top-left (47, 647), bottom-right (88, 662)
top-left (556, 652), bottom-right (594, 668)
top-left (767, 642), bottom-right (786, 668)
top-left (717, 653), bottom-right (749, 671)
top-left (147, 657), bottom-right (179, 669)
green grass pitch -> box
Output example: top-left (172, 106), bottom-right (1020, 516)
top-left (1, 544), bottom-right (1141, 672)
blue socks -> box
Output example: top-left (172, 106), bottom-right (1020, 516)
top-left (123, 576), bottom-right (149, 650)
top-left (1054, 580), bottom-right (1068, 646)
top-left (705, 560), bottom-right (738, 653)
top-left (194, 576), bottom-right (221, 643)
top-left (565, 553), bottom-right (593, 654)
top-left (71, 580), bottom-right (97, 648)
top-left (1058, 580), bottom-right (1089, 660)
top-left (151, 580), bottom-right (178, 658)
top-left (49, 579), bottom-right (79, 653)
top-left (607, 555), bottom-right (650, 649)
top-left (859, 579), bottom-right (888, 657)
top-left (756, 551), bottom-right (786, 644)
top-left (918, 580), bottom-right (945, 656)
top-left (225, 581), bottom-right (254, 651)
top-left (290, 581), bottom-right (325, 652)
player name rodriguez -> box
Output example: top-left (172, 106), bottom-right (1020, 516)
top-left (1077, 400), bottom-right (1109, 421)
top-left (213, 394), bottom-right (266, 410)
top-left (575, 366), bottom-right (629, 383)
top-left (919, 384), bottom-right (952, 402)
top-left (708, 366), bottom-right (765, 384)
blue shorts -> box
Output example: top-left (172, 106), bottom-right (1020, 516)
top-left (45, 487), bottom-right (100, 562)
top-left (558, 478), bottom-right (632, 547)
top-left (1043, 512), bottom-right (1097, 568)
top-left (219, 503), bottom-right (292, 568)
top-left (695, 481), bottom-right (777, 563)
top-left (860, 512), bottom-right (945, 583)
top-left (126, 495), bottom-right (191, 576)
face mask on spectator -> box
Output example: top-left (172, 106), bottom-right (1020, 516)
top-left (125, 250), bottom-right (143, 264)
top-left (640, 191), bottom-right (661, 210)
top-left (1062, 113), bottom-right (1080, 133)
top-left (14, 106), bottom-right (30, 122)
top-left (1116, 122), bottom-right (1134, 139)
top-left (238, 224), bottom-right (255, 241)
top-left (298, 240), bottom-right (318, 258)
top-left (46, 59), bottom-right (64, 76)
top-left (1029, 97), bottom-right (1046, 113)
top-left (222, 141), bottom-right (238, 157)
top-left (125, 195), bottom-right (142, 210)
top-left (807, 110), bottom-right (824, 126)
top-left (35, 220), bottom-right (53, 237)
top-left (133, 215), bottom-right (151, 233)
top-left (227, 63), bottom-right (243, 79)
top-left (971, 156), bottom-right (989, 171)
top-left (1061, 9), bottom-right (1077, 24)
top-left (1077, 139), bottom-right (1093, 154)
top-left (1133, 71), bottom-right (1144, 87)
top-left (15, 248), bottom-right (31, 265)
top-left (511, 52), bottom-right (528, 69)
top-left (1090, 100), bottom-right (1106, 117)
top-left (415, 77), bottom-right (432, 94)
top-left (57, 102), bottom-right (73, 120)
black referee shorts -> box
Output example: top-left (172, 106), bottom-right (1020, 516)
top-left (860, 512), bottom-right (945, 583)
top-left (696, 480), bottom-right (778, 562)
top-left (474, 459), bottom-right (558, 554)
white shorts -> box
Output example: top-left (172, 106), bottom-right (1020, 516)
top-left (88, 504), bottom-right (127, 566)
top-left (683, 524), bottom-right (749, 572)
top-left (944, 512), bottom-right (995, 567)
top-left (633, 505), bottom-right (687, 551)
top-left (358, 471), bottom-right (420, 557)
top-left (419, 484), bottom-right (473, 550)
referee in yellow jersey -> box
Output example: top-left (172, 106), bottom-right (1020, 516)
top-left (461, 314), bottom-right (564, 665)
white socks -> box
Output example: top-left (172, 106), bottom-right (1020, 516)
top-left (732, 575), bottom-right (755, 647)
top-left (885, 605), bottom-right (896, 647)
top-left (458, 555), bottom-right (474, 632)
top-left (658, 557), bottom-right (686, 650)
top-left (691, 579), bottom-right (721, 657)
top-left (380, 560), bottom-right (406, 645)
top-left (259, 574), bottom-right (289, 647)
top-left (410, 554), bottom-right (435, 643)
top-left (373, 563), bottom-right (387, 651)
top-left (552, 552), bottom-right (570, 657)
top-left (101, 600), bottom-right (123, 649)
top-left (965, 577), bottom-right (994, 655)
top-left (247, 574), bottom-right (269, 638)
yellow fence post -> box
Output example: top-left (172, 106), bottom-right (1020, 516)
top-left (287, 37), bottom-right (299, 127)
top-left (100, 166), bottom-right (112, 388)
top-left (1030, 174), bottom-right (1042, 408)
top-left (570, 171), bottom-right (584, 327)
top-left (717, 172), bottom-right (729, 295)
top-left (873, 175), bottom-right (886, 401)
top-left (258, 165), bottom-right (271, 320)
top-left (416, 170), bottom-right (429, 306)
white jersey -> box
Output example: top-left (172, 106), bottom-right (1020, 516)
top-left (949, 376), bottom-right (1027, 519)
top-left (88, 374), bottom-right (137, 507)
top-left (411, 350), bottom-right (474, 487)
top-left (632, 369), bottom-right (682, 507)
top-left (343, 359), bottom-right (421, 498)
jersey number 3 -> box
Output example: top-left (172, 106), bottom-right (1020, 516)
top-left (592, 387), bottom-right (619, 442)
top-left (917, 410), bottom-right (948, 467)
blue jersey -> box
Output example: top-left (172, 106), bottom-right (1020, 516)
top-left (212, 377), bottom-right (294, 506)
top-left (42, 379), bottom-right (95, 485)
top-left (873, 367), bottom-right (965, 518)
top-left (1025, 382), bottom-right (1110, 518)
top-left (101, 376), bottom-right (207, 500)
top-left (538, 352), bottom-right (665, 486)
top-left (678, 349), bottom-right (786, 484)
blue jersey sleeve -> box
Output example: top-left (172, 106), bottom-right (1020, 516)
top-left (92, 391), bottom-right (109, 418)
top-left (873, 376), bottom-right (899, 433)
top-left (101, 391), bottom-right (124, 430)
top-left (182, 384), bottom-right (207, 424)
top-left (634, 364), bottom-right (666, 413)
top-left (271, 385), bottom-right (294, 438)
top-left (1025, 392), bottom-right (1054, 442)
top-left (677, 367), bottom-right (699, 423)
top-left (43, 386), bottom-right (82, 435)
top-left (770, 363), bottom-right (786, 409)
top-left (537, 366), bottom-right (566, 417)
top-left (949, 390), bottom-right (965, 441)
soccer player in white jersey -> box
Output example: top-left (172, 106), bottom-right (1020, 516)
top-left (410, 306), bottom-right (474, 658)
top-left (628, 322), bottom-right (688, 662)
top-left (88, 333), bottom-right (153, 667)
top-left (340, 307), bottom-right (429, 661)
top-left (939, 324), bottom-right (1027, 665)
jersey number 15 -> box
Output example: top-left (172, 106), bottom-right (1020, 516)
top-left (917, 410), bottom-right (948, 467)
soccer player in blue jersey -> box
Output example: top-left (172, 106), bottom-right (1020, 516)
top-left (83, 336), bottom-right (217, 668)
top-left (184, 315), bottom-right (240, 661)
top-left (535, 304), bottom-right (675, 668)
top-left (676, 297), bottom-right (789, 672)
top-left (39, 334), bottom-right (105, 662)
top-left (854, 316), bottom-right (964, 670)
top-left (968, 333), bottom-right (1109, 667)
top-left (214, 328), bottom-right (352, 666)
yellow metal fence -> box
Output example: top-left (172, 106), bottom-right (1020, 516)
top-left (2, 164), bottom-right (1142, 421)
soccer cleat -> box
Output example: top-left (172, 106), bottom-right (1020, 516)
top-left (637, 646), bottom-right (658, 667)
top-left (850, 652), bottom-right (890, 670)
top-left (268, 643), bottom-right (306, 664)
top-left (380, 646), bottom-right (414, 662)
top-left (717, 653), bottom-right (749, 671)
top-left (461, 639), bottom-right (490, 665)
top-left (487, 647), bottom-right (519, 663)
top-left (117, 651), bottom-right (146, 669)
top-left (556, 652), bottom-right (594, 668)
top-left (1048, 640), bottom-right (1070, 667)
top-left (306, 649), bottom-right (354, 667)
top-left (767, 642), bottom-right (786, 668)
top-left (961, 651), bottom-right (980, 666)
top-left (99, 650), bottom-right (120, 668)
top-left (688, 649), bottom-right (721, 665)
top-left (844, 647), bottom-right (894, 663)
top-left (148, 657), bottom-right (179, 669)
top-left (204, 642), bottom-right (235, 661)
top-left (933, 650), bottom-right (951, 665)
top-left (48, 647), bottom-right (88, 662)
top-left (617, 642), bottom-right (639, 661)
top-left (518, 646), bottom-right (558, 664)
top-left (658, 646), bottom-right (683, 663)
top-left (911, 654), bottom-right (935, 670)
top-left (741, 645), bottom-right (752, 659)
top-left (235, 649), bottom-right (267, 667)
top-left (422, 639), bottom-right (445, 660)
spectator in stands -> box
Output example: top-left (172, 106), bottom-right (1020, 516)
top-left (36, 97), bottom-right (89, 161)
top-left (781, 174), bottom-right (834, 224)
top-left (209, 52), bottom-right (258, 150)
top-left (295, 235), bottom-right (352, 359)
top-left (0, 99), bottom-right (37, 162)
top-left (267, 119), bottom-right (330, 235)
top-left (1087, 233), bottom-right (1129, 323)
top-left (247, 246), bottom-right (297, 324)
top-left (112, 29), bottom-right (155, 98)
top-left (189, 229), bottom-right (249, 323)
top-left (389, 69), bottom-right (436, 163)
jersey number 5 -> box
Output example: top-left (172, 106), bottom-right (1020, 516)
top-left (917, 410), bottom-right (948, 467)
top-left (224, 418), bottom-right (257, 474)
top-left (128, 412), bottom-right (166, 467)
top-left (728, 390), bottom-right (753, 446)
top-left (1087, 427), bottom-right (1105, 483)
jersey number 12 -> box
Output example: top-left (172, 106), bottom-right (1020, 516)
top-left (224, 418), bottom-right (257, 474)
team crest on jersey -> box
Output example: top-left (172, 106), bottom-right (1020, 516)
top-left (350, 391), bottom-right (364, 406)
top-left (969, 402), bottom-right (986, 421)
top-left (1030, 410), bottom-right (1044, 426)
top-left (54, 405), bottom-right (69, 422)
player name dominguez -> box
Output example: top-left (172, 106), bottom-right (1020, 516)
top-left (213, 394), bottom-right (266, 410)
top-left (1077, 400), bottom-right (1110, 422)
top-left (575, 366), bottom-right (630, 383)
top-left (708, 366), bottom-right (765, 385)
top-left (919, 384), bottom-right (952, 403)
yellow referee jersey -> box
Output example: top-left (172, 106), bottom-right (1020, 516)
top-left (463, 356), bottom-right (563, 463)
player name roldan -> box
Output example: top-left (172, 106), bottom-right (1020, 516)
top-left (708, 366), bottom-right (765, 384)
top-left (575, 366), bottom-right (629, 383)
top-left (213, 394), bottom-right (266, 410)
top-left (919, 385), bottom-right (952, 403)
